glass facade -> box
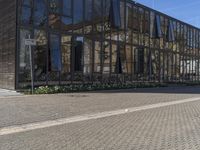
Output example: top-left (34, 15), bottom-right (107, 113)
top-left (17, 0), bottom-right (200, 87)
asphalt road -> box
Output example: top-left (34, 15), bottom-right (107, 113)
top-left (1, 86), bottom-right (200, 150)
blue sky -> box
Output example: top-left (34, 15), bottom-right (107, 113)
top-left (136, 0), bottom-right (200, 28)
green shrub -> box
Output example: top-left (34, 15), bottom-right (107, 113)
top-left (29, 82), bottom-right (167, 95)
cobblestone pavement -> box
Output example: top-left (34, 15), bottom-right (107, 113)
top-left (0, 86), bottom-right (200, 128)
top-left (1, 86), bottom-right (200, 149)
top-left (1, 100), bottom-right (200, 149)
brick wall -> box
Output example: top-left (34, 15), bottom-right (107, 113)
top-left (0, 0), bottom-right (16, 89)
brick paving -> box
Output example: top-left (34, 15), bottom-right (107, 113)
top-left (0, 86), bottom-right (200, 128)
top-left (1, 86), bottom-right (200, 149)
top-left (1, 100), bottom-right (200, 149)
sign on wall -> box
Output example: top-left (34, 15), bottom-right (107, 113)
top-left (25, 39), bottom-right (37, 46)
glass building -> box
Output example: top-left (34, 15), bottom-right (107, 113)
top-left (1, 0), bottom-right (200, 89)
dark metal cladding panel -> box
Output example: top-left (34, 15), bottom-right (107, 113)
top-left (0, 0), bottom-right (17, 89)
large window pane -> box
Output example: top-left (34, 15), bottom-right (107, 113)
top-left (167, 20), bottom-right (175, 42)
top-left (110, 0), bottom-right (121, 28)
top-left (49, 14), bottom-right (61, 29)
top-left (49, 0), bottom-right (61, 13)
top-left (105, 0), bottom-right (111, 17)
top-left (85, 0), bottom-right (92, 21)
top-left (63, 0), bottom-right (72, 16)
top-left (34, 0), bottom-right (47, 26)
top-left (73, 0), bottom-right (83, 24)
top-left (34, 30), bottom-right (47, 81)
top-left (83, 38), bottom-right (93, 75)
top-left (74, 37), bottom-right (83, 72)
top-left (94, 41), bottom-right (101, 73)
top-left (93, 0), bottom-right (102, 19)
top-left (21, 7), bottom-right (32, 25)
top-left (111, 43), bottom-right (117, 73)
top-left (61, 16), bottom-right (72, 31)
top-left (152, 15), bottom-right (162, 38)
top-left (102, 41), bottom-right (110, 74)
top-left (134, 48), bottom-right (148, 80)
top-left (61, 35), bottom-right (71, 73)
top-left (125, 45), bottom-right (132, 74)
top-left (19, 29), bottom-right (31, 82)
top-left (50, 34), bottom-right (62, 71)
top-left (21, 0), bottom-right (32, 6)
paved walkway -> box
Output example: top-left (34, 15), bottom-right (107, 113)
top-left (0, 89), bottom-right (21, 97)
top-left (1, 86), bottom-right (200, 149)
